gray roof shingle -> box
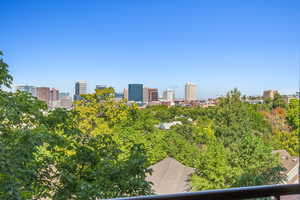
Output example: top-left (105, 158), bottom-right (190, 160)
top-left (146, 157), bottom-right (195, 194)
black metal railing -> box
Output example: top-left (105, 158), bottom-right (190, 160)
top-left (107, 184), bottom-right (300, 200)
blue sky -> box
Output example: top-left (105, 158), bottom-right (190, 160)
top-left (1, 0), bottom-right (299, 99)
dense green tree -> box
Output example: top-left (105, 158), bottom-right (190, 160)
top-left (162, 130), bottom-right (200, 167)
top-left (174, 117), bottom-right (216, 145)
top-left (272, 93), bottom-right (287, 109)
top-left (212, 89), bottom-right (270, 145)
top-left (231, 134), bottom-right (285, 186)
top-left (1, 50), bottom-right (290, 198)
top-left (0, 51), bottom-right (55, 199)
top-left (261, 102), bottom-right (299, 156)
top-left (286, 98), bottom-right (300, 130)
top-left (190, 142), bottom-right (235, 190)
top-left (52, 134), bottom-right (152, 199)
top-left (0, 51), bottom-right (12, 88)
top-left (0, 51), bottom-right (152, 199)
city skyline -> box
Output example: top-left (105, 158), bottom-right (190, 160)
top-left (14, 81), bottom-right (298, 101)
top-left (1, 0), bottom-right (299, 98)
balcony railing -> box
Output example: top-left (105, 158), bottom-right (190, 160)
top-left (107, 184), bottom-right (300, 200)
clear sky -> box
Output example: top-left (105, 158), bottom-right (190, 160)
top-left (1, 0), bottom-right (299, 99)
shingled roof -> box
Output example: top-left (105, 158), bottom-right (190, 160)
top-left (146, 157), bottom-right (195, 194)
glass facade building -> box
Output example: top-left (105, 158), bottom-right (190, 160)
top-left (128, 84), bottom-right (143, 102)
top-left (15, 85), bottom-right (37, 97)
top-left (74, 81), bottom-right (87, 101)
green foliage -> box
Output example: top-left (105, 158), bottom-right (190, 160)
top-left (142, 105), bottom-right (176, 122)
top-left (231, 134), bottom-right (286, 186)
top-left (191, 142), bottom-right (235, 190)
top-left (0, 51), bottom-right (13, 88)
top-left (286, 98), bottom-right (300, 130)
top-left (0, 51), bottom-right (152, 199)
top-left (174, 118), bottom-right (216, 145)
top-left (95, 86), bottom-right (115, 100)
top-left (52, 135), bottom-right (152, 199)
top-left (272, 93), bottom-right (287, 109)
top-left (0, 127), bottom-right (59, 200)
top-left (0, 91), bottom-right (47, 131)
top-left (162, 130), bottom-right (200, 167)
top-left (261, 100), bottom-right (299, 156)
top-left (0, 51), bottom-right (292, 198)
top-left (212, 89), bottom-right (270, 145)
top-left (188, 89), bottom-right (285, 190)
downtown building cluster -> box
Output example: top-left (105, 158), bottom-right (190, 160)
top-left (15, 82), bottom-right (205, 108)
top-left (123, 82), bottom-right (198, 106)
top-left (15, 85), bottom-right (72, 109)
top-left (16, 81), bottom-right (298, 110)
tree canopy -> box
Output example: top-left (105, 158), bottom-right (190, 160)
top-left (0, 51), bottom-right (295, 199)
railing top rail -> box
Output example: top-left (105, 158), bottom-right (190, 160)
top-left (107, 184), bottom-right (300, 200)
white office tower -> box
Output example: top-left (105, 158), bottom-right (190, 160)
top-left (15, 85), bottom-right (37, 97)
top-left (185, 82), bottom-right (197, 101)
top-left (123, 88), bottom-right (128, 100)
top-left (163, 89), bottom-right (175, 102)
top-left (74, 81), bottom-right (87, 101)
top-left (143, 87), bottom-right (149, 103)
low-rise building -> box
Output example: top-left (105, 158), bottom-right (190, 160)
top-left (245, 99), bottom-right (264, 104)
top-left (155, 121), bottom-right (182, 130)
top-left (59, 96), bottom-right (73, 109)
top-left (283, 95), bottom-right (299, 104)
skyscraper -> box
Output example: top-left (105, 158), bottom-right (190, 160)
top-left (185, 82), bottom-right (197, 101)
top-left (37, 87), bottom-right (50, 104)
top-left (163, 89), bottom-right (175, 102)
top-left (74, 81), bottom-right (87, 101)
top-left (148, 88), bottom-right (158, 102)
top-left (143, 87), bottom-right (149, 103)
top-left (128, 84), bottom-right (143, 102)
top-left (15, 85), bottom-right (37, 97)
top-left (263, 90), bottom-right (278, 99)
top-left (123, 88), bottom-right (128, 100)
top-left (50, 88), bottom-right (59, 102)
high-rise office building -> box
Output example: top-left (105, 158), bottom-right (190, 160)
top-left (123, 88), bottom-right (128, 100)
top-left (74, 81), bottom-right (87, 101)
top-left (50, 88), bottom-right (59, 102)
top-left (163, 89), bottom-right (175, 102)
top-left (37, 87), bottom-right (50, 104)
top-left (143, 87), bottom-right (149, 103)
top-left (128, 84), bottom-right (143, 102)
top-left (15, 85), bottom-right (37, 97)
top-left (185, 82), bottom-right (197, 101)
top-left (148, 88), bottom-right (158, 102)
top-left (49, 88), bottom-right (59, 108)
top-left (263, 90), bottom-right (278, 99)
